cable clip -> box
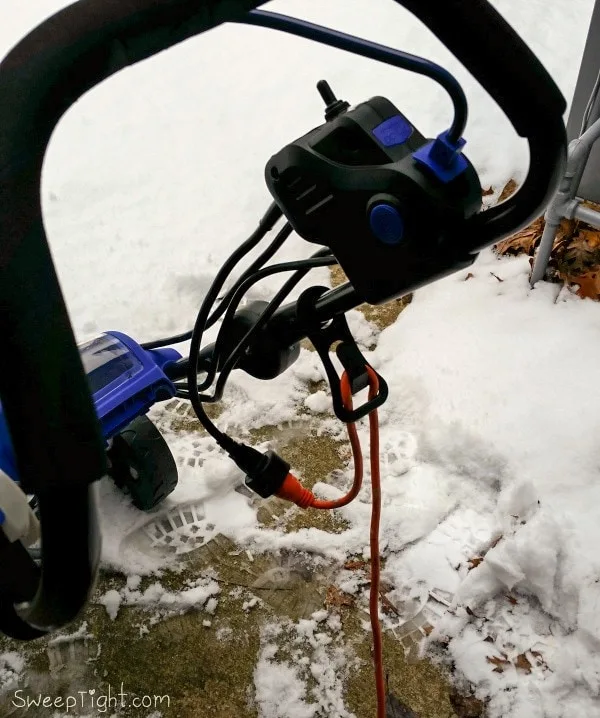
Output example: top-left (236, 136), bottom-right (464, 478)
top-left (298, 288), bottom-right (388, 423)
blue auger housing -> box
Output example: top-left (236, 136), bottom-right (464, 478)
top-left (0, 331), bottom-right (181, 485)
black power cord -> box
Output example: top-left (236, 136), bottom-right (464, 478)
top-left (178, 251), bottom-right (335, 400)
top-left (196, 222), bottom-right (294, 393)
top-left (181, 253), bottom-right (337, 457)
top-left (204, 219), bottom-right (292, 332)
top-left (141, 202), bottom-right (283, 351)
top-left (207, 249), bottom-right (334, 402)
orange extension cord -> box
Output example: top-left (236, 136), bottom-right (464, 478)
top-left (276, 367), bottom-right (386, 718)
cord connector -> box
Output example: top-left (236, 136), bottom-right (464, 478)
top-left (276, 473), bottom-right (314, 508)
top-left (230, 444), bottom-right (290, 499)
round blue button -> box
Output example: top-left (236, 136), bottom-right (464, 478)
top-left (369, 204), bottom-right (404, 245)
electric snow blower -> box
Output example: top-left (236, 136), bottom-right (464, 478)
top-left (0, 0), bottom-right (567, 710)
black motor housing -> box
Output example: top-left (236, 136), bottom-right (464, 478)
top-left (265, 94), bottom-right (482, 304)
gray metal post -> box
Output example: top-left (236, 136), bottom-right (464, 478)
top-left (530, 117), bottom-right (600, 285)
top-left (530, 0), bottom-right (600, 285)
top-left (566, 0), bottom-right (600, 202)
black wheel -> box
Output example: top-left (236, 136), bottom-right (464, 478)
top-left (107, 415), bottom-right (178, 511)
top-left (0, 597), bottom-right (46, 641)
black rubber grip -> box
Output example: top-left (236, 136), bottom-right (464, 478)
top-left (395, 0), bottom-right (566, 137)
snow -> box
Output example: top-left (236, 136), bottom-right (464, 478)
top-left (304, 391), bottom-right (333, 415)
top-left (47, 621), bottom-right (94, 647)
top-left (254, 620), bottom-right (355, 718)
top-left (97, 579), bottom-right (220, 621)
top-left (371, 252), bottom-right (600, 715)
top-left (0, 652), bottom-right (25, 692)
top-left (2, 0), bottom-right (600, 716)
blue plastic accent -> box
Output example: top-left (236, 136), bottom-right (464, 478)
top-left (0, 411), bottom-right (17, 484)
top-left (369, 204), bottom-right (404, 245)
top-left (0, 332), bottom-right (181, 484)
top-left (0, 508), bottom-right (5, 526)
top-left (413, 130), bottom-right (468, 183)
top-left (372, 115), bottom-right (413, 147)
top-left (91, 331), bottom-right (180, 439)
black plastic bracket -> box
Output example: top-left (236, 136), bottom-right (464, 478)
top-left (298, 287), bottom-right (388, 422)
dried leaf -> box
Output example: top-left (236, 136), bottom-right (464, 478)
top-left (560, 270), bottom-right (600, 300)
top-left (422, 624), bottom-right (434, 636)
top-left (468, 557), bottom-right (484, 570)
top-left (494, 216), bottom-right (543, 256)
top-left (325, 585), bottom-right (355, 608)
top-left (482, 187), bottom-right (494, 197)
top-left (449, 688), bottom-right (486, 718)
top-left (505, 594), bottom-right (518, 606)
top-left (380, 593), bottom-right (402, 617)
top-left (579, 228), bottom-right (600, 249)
top-left (464, 272), bottom-right (475, 281)
top-left (385, 692), bottom-right (419, 717)
top-left (379, 580), bottom-right (394, 595)
top-left (486, 654), bottom-right (510, 673)
top-left (514, 653), bottom-right (532, 673)
top-left (344, 559), bottom-right (367, 571)
top-left (524, 650), bottom-right (548, 671)
top-left (498, 179), bottom-right (518, 202)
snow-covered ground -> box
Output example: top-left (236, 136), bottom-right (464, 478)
top-left (2, 0), bottom-right (599, 716)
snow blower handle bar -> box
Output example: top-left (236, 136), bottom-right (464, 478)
top-left (397, 0), bottom-right (564, 140)
top-left (0, 0), bottom-right (564, 639)
top-left (394, 0), bottom-right (567, 252)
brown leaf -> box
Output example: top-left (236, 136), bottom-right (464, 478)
top-left (449, 688), bottom-right (486, 718)
top-left (554, 221), bottom-right (600, 278)
top-left (380, 593), bottom-right (402, 617)
top-left (482, 187), bottom-right (494, 197)
top-left (468, 557), bottom-right (484, 570)
top-left (560, 270), bottom-right (600, 300)
top-left (422, 623), bottom-right (434, 636)
top-left (494, 216), bottom-right (543, 256)
top-left (464, 272), bottom-right (475, 281)
top-left (325, 585), bottom-right (355, 608)
top-left (344, 559), bottom-right (367, 571)
top-left (486, 654), bottom-right (510, 673)
top-left (579, 228), bottom-right (600, 249)
top-left (505, 594), bottom-right (518, 606)
top-left (379, 580), bottom-right (394, 595)
top-left (498, 179), bottom-right (518, 202)
top-left (528, 650), bottom-right (548, 671)
top-left (514, 653), bottom-right (532, 673)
